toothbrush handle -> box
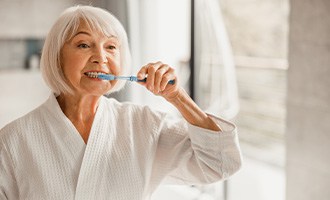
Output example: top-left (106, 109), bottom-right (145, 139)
top-left (132, 76), bottom-right (175, 85)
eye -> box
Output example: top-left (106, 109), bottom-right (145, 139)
top-left (77, 43), bottom-right (90, 49)
top-left (107, 45), bottom-right (117, 50)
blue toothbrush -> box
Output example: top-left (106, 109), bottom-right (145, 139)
top-left (98, 74), bottom-right (175, 85)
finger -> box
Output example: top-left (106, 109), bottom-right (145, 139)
top-left (145, 62), bottom-right (162, 92)
top-left (154, 64), bottom-right (170, 93)
top-left (137, 65), bottom-right (148, 81)
top-left (160, 68), bottom-right (176, 91)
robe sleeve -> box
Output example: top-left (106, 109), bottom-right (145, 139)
top-left (0, 138), bottom-right (19, 200)
top-left (148, 107), bottom-right (242, 185)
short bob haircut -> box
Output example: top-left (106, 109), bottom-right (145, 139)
top-left (40, 5), bottom-right (131, 96)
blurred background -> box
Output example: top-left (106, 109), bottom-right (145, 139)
top-left (0, 0), bottom-right (329, 200)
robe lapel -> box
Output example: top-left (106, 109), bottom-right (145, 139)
top-left (46, 94), bottom-right (86, 154)
top-left (74, 96), bottom-right (115, 199)
top-left (45, 94), bottom-right (87, 184)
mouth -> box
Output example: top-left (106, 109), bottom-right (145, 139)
top-left (84, 71), bottom-right (108, 79)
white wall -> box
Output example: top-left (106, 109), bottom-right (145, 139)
top-left (0, 0), bottom-right (82, 39)
top-left (286, 0), bottom-right (330, 199)
top-left (0, 71), bottom-right (50, 129)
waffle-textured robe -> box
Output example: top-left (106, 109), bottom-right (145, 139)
top-left (0, 94), bottom-right (242, 200)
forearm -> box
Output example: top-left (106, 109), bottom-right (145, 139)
top-left (166, 87), bottom-right (221, 132)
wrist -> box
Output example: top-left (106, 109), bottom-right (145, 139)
top-left (164, 87), bottom-right (186, 104)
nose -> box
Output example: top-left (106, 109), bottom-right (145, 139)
top-left (90, 48), bottom-right (107, 64)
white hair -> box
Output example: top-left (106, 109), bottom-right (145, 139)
top-left (40, 5), bottom-right (131, 95)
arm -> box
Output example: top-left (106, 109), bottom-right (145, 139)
top-left (137, 61), bottom-right (221, 131)
top-left (165, 87), bottom-right (221, 131)
top-left (141, 106), bottom-right (242, 185)
top-left (136, 62), bottom-right (242, 184)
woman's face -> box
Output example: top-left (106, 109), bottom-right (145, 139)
top-left (60, 20), bottom-right (121, 96)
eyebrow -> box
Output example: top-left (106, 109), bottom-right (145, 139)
top-left (73, 31), bottom-right (91, 37)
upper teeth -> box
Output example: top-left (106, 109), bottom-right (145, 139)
top-left (85, 72), bottom-right (106, 78)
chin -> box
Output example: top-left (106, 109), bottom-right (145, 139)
top-left (94, 87), bottom-right (113, 96)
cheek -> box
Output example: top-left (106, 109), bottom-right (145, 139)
top-left (62, 55), bottom-right (85, 75)
top-left (109, 55), bottom-right (122, 75)
top-left (113, 65), bottom-right (122, 76)
top-left (61, 61), bottom-right (82, 84)
top-left (117, 55), bottom-right (123, 73)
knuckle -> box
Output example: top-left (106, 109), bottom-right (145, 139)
top-left (142, 65), bottom-right (148, 70)
top-left (148, 65), bottom-right (156, 72)
top-left (163, 74), bottom-right (171, 80)
top-left (155, 70), bottom-right (163, 77)
top-left (140, 66), bottom-right (147, 72)
top-left (164, 74), bottom-right (170, 78)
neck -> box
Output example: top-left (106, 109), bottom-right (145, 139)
top-left (56, 93), bottom-right (100, 123)
top-left (56, 93), bottom-right (101, 144)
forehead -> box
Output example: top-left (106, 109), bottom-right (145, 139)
top-left (69, 18), bottom-right (118, 41)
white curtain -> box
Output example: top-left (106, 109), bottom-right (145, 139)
top-left (126, 0), bottom-right (190, 115)
top-left (195, 0), bottom-right (239, 119)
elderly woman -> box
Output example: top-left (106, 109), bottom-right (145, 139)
top-left (0, 5), bottom-right (242, 200)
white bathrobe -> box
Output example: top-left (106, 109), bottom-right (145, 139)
top-left (0, 94), bottom-right (242, 200)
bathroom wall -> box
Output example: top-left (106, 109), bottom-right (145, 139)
top-left (0, 0), bottom-right (98, 70)
top-left (287, 0), bottom-right (330, 199)
top-left (0, 0), bottom-right (99, 38)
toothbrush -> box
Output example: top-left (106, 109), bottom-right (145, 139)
top-left (98, 74), bottom-right (175, 85)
